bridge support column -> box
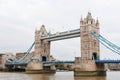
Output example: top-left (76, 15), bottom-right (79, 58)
top-left (26, 61), bottom-right (56, 74)
top-left (26, 61), bottom-right (43, 73)
top-left (50, 65), bottom-right (56, 70)
top-left (25, 55), bottom-right (56, 74)
top-left (74, 57), bottom-right (107, 76)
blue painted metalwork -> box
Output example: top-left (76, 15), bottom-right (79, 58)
top-left (5, 42), bottom-right (35, 66)
top-left (90, 32), bottom-right (120, 55)
top-left (95, 60), bottom-right (120, 63)
top-left (17, 42), bottom-right (35, 62)
top-left (5, 59), bottom-right (120, 66)
top-left (5, 62), bottom-right (27, 66)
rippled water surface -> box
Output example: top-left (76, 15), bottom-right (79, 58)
top-left (0, 71), bottom-right (119, 80)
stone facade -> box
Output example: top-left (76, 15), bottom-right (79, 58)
top-left (26, 25), bottom-right (56, 73)
top-left (34, 25), bottom-right (50, 61)
top-left (80, 12), bottom-right (100, 60)
top-left (16, 52), bottom-right (25, 59)
top-left (34, 25), bottom-right (55, 62)
top-left (1, 53), bottom-right (15, 69)
top-left (0, 54), bottom-right (6, 69)
top-left (75, 57), bottom-right (106, 71)
top-left (74, 12), bottom-right (106, 76)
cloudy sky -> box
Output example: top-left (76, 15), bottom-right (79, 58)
top-left (0, 0), bottom-right (120, 60)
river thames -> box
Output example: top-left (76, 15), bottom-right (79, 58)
top-left (0, 71), bottom-right (119, 80)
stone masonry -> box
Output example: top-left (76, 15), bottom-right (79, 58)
top-left (74, 12), bottom-right (106, 76)
top-left (80, 12), bottom-right (100, 60)
top-left (26, 25), bottom-right (56, 73)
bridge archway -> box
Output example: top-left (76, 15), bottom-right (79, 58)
top-left (42, 56), bottom-right (47, 61)
top-left (92, 52), bottom-right (98, 60)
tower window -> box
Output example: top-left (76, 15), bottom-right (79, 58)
top-left (92, 53), bottom-right (99, 60)
top-left (91, 21), bottom-right (93, 24)
top-left (85, 44), bottom-right (88, 48)
top-left (94, 42), bottom-right (96, 46)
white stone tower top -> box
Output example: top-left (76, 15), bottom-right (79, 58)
top-left (80, 12), bottom-right (100, 60)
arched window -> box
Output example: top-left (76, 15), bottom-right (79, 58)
top-left (42, 56), bottom-right (46, 61)
top-left (92, 53), bottom-right (99, 60)
top-left (94, 42), bottom-right (96, 46)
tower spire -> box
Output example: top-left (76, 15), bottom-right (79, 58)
top-left (96, 17), bottom-right (99, 24)
top-left (80, 15), bottom-right (83, 25)
top-left (96, 17), bottom-right (99, 27)
top-left (81, 15), bottom-right (83, 21)
top-left (86, 11), bottom-right (92, 19)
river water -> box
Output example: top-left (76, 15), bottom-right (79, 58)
top-left (0, 71), bottom-right (119, 80)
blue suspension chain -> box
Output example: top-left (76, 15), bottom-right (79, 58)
top-left (90, 32), bottom-right (120, 55)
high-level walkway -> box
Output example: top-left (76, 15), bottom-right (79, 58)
top-left (40, 29), bottom-right (80, 41)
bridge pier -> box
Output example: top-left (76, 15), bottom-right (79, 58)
top-left (25, 55), bottom-right (56, 74)
top-left (25, 58), bottom-right (44, 73)
top-left (74, 12), bottom-right (107, 76)
top-left (74, 57), bottom-right (107, 76)
top-left (25, 25), bottom-right (56, 74)
top-left (26, 61), bottom-right (56, 73)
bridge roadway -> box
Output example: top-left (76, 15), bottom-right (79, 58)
top-left (43, 61), bottom-right (74, 66)
top-left (40, 29), bottom-right (80, 41)
top-left (5, 60), bottom-right (120, 67)
top-left (95, 60), bottom-right (120, 63)
top-left (5, 62), bottom-right (27, 66)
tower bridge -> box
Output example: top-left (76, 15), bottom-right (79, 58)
top-left (3, 12), bottom-right (120, 76)
top-left (24, 12), bottom-right (106, 76)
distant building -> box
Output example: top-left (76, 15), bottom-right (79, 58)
top-left (0, 53), bottom-right (15, 69)
top-left (0, 53), bottom-right (5, 64)
top-left (16, 52), bottom-right (25, 59)
top-left (108, 63), bottom-right (120, 70)
top-left (16, 52), bottom-right (34, 62)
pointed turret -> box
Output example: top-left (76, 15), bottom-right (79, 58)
top-left (96, 18), bottom-right (99, 27)
top-left (48, 29), bottom-right (51, 35)
top-left (41, 24), bottom-right (45, 28)
top-left (84, 12), bottom-right (95, 24)
top-left (96, 18), bottom-right (99, 24)
top-left (80, 16), bottom-right (83, 25)
top-left (86, 12), bottom-right (92, 20)
top-left (40, 24), bottom-right (48, 36)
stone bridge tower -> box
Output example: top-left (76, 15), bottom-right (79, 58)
top-left (34, 25), bottom-right (50, 61)
top-left (26, 25), bottom-right (56, 73)
top-left (74, 12), bottom-right (106, 76)
top-left (80, 12), bottom-right (100, 60)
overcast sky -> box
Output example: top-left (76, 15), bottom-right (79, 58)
top-left (0, 0), bottom-right (120, 60)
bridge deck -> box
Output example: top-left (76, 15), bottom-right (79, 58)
top-left (95, 60), bottom-right (120, 63)
top-left (43, 61), bottom-right (74, 66)
top-left (40, 29), bottom-right (80, 41)
top-left (5, 60), bottom-right (120, 67)
top-left (5, 62), bottom-right (27, 66)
